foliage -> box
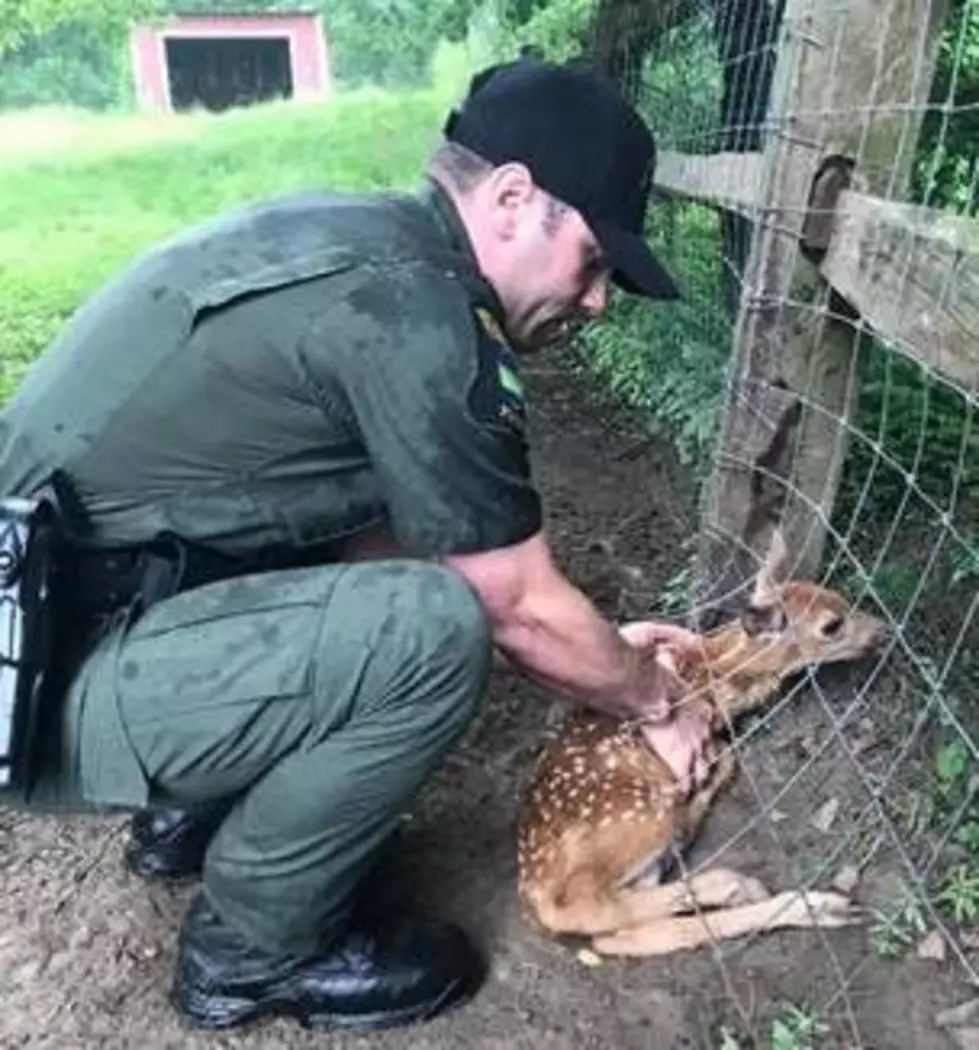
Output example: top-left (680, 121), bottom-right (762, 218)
top-left (770, 1005), bottom-right (830, 1050)
top-left (308, 0), bottom-right (568, 87)
top-left (872, 735), bottom-right (979, 961)
top-left (914, 0), bottom-right (979, 214)
top-left (716, 1003), bottom-right (830, 1049)
top-left (637, 13), bottom-right (724, 149)
top-left (872, 891), bottom-right (927, 959)
top-left (0, 0), bottom-right (151, 110)
top-left (0, 0), bottom-right (150, 58)
top-left (838, 339), bottom-right (978, 514)
top-left (485, 0), bottom-right (596, 61)
top-left (575, 201), bottom-right (731, 470)
top-left (308, 0), bottom-right (471, 87)
top-left (0, 21), bottom-right (128, 111)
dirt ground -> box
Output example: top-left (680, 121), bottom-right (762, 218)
top-left (1, 344), bottom-right (975, 1049)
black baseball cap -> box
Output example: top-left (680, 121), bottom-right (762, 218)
top-left (443, 57), bottom-right (680, 301)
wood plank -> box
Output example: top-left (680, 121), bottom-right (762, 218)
top-left (653, 150), bottom-right (765, 216)
top-left (691, 0), bottom-right (949, 624)
top-left (819, 190), bottom-right (979, 391)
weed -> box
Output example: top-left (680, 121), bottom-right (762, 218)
top-left (771, 1004), bottom-right (830, 1050)
top-left (648, 533), bottom-right (699, 618)
top-left (950, 535), bottom-right (979, 585)
top-left (847, 560), bottom-right (922, 617)
top-left (716, 1003), bottom-right (831, 1049)
top-left (936, 864), bottom-right (979, 925)
top-left (717, 1026), bottom-right (745, 1050)
top-left (880, 737), bottom-right (979, 958)
top-left (873, 891), bottom-right (928, 959)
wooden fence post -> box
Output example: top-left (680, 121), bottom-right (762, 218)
top-left (691, 0), bottom-right (949, 623)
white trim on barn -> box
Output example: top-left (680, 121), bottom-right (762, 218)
top-left (313, 13), bottom-right (331, 94)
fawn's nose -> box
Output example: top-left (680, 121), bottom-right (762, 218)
top-left (864, 615), bottom-right (890, 650)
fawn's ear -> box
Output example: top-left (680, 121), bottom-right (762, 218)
top-left (751, 527), bottom-right (790, 606)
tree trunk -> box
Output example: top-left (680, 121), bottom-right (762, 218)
top-left (587, 0), bottom-right (699, 98)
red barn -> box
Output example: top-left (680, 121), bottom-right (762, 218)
top-left (130, 9), bottom-right (332, 113)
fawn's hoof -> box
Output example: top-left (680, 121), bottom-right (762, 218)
top-left (778, 890), bottom-right (865, 928)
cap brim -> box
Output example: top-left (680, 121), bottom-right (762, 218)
top-left (592, 222), bottom-right (681, 301)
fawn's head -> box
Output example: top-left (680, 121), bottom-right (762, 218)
top-left (701, 530), bottom-right (886, 713)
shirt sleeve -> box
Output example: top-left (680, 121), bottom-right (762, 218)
top-left (305, 261), bottom-right (544, 557)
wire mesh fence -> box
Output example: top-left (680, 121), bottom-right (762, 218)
top-left (564, 0), bottom-right (979, 1043)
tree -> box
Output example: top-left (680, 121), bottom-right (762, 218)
top-left (0, 0), bottom-right (152, 57)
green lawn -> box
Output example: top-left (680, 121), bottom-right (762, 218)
top-left (0, 86), bottom-right (457, 399)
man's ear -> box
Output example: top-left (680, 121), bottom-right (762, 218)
top-left (751, 526), bottom-right (790, 607)
top-left (482, 163), bottom-right (537, 238)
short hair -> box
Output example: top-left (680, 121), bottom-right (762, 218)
top-left (426, 140), bottom-right (495, 195)
top-left (427, 138), bottom-right (571, 235)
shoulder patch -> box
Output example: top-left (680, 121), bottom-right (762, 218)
top-left (470, 308), bottom-right (527, 434)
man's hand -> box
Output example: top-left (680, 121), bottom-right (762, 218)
top-left (618, 620), bottom-right (702, 660)
top-left (617, 618), bottom-right (701, 719)
top-left (619, 620), bottom-right (715, 794)
top-left (445, 533), bottom-right (710, 725)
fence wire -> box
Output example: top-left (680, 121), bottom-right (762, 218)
top-left (565, 0), bottom-right (979, 1044)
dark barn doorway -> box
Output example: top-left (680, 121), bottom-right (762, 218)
top-left (165, 36), bottom-right (294, 112)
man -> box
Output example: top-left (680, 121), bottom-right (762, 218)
top-left (0, 58), bottom-right (712, 1032)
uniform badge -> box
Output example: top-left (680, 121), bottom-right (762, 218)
top-left (471, 308), bottom-right (526, 434)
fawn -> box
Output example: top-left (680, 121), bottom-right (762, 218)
top-left (516, 529), bottom-right (885, 957)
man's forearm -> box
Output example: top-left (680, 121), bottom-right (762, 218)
top-left (443, 530), bottom-right (679, 722)
top-left (491, 572), bottom-right (672, 721)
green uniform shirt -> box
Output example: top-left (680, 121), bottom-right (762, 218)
top-left (0, 180), bottom-right (543, 808)
top-left (0, 181), bottom-right (542, 556)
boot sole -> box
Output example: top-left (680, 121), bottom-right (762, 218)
top-left (172, 968), bottom-right (481, 1034)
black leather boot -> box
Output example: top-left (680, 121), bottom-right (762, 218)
top-left (170, 892), bottom-right (485, 1032)
top-left (125, 799), bottom-right (234, 880)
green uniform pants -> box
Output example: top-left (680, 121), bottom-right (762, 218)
top-left (64, 559), bottom-right (492, 956)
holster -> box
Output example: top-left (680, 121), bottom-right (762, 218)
top-left (0, 473), bottom-right (248, 797)
top-left (0, 484), bottom-right (69, 793)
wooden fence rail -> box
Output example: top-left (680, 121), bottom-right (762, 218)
top-left (653, 154), bottom-right (979, 392)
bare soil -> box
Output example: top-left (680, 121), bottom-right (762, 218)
top-left (0, 344), bottom-right (973, 1049)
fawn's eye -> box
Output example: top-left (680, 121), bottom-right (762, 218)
top-left (822, 616), bottom-right (845, 638)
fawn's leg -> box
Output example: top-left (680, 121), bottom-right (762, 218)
top-left (536, 866), bottom-right (771, 936)
top-left (592, 890), bottom-right (861, 957)
top-left (626, 749), bottom-right (742, 892)
top-left (684, 748), bottom-right (738, 833)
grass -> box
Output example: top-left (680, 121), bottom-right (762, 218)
top-left (0, 84), bottom-right (460, 400)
